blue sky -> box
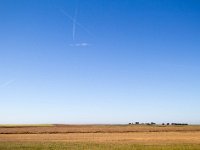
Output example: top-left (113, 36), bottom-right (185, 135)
top-left (0, 0), bottom-right (200, 124)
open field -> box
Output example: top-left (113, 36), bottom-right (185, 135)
top-left (1, 124), bottom-right (200, 134)
top-left (0, 142), bottom-right (200, 150)
top-left (0, 125), bottom-right (200, 149)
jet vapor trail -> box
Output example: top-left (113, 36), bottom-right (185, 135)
top-left (72, 6), bottom-right (78, 41)
top-left (0, 80), bottom-right (15, 88)
top-left (60, 9), bottom-right (93, 38)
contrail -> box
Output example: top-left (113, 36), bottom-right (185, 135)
top-left (60, 9), bottom-right (93, 38)
top-left (72, 5), bottom-right (78, 41)
top-left (0, 80), bottom-right (15, 88)
top-left (69, 42), bottom-right (91, 47)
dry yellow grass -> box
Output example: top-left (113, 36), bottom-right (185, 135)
top-left (0, 125), bottom-right (200, 134)
top-left (0, 132), bottom-right (200, 144)
top-left (0, 125), bottom-right (200, 145)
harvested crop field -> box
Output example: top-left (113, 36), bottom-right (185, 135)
top-left (1, 132), bottom-right (200, 144)
top-left (0, 125), bottom-right (200, 149)
top-left (1, 124), bottom-right (200, 134)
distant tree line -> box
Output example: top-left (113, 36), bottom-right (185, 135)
top-left (171, 123), bottom-right (188, 125)
top-left (129, 122), bottom-right (188, 126)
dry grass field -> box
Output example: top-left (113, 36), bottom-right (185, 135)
top-left (1, 124), bottom-right (200, 134)
top-left (0, 125), bottom-right (200, 149)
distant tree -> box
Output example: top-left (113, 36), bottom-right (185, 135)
top-left (135, 122), bottom-right (139, 125)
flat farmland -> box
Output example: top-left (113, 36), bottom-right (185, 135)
top-left (1, 124), bottom-right (200, 134)
top-left (0, 125), bottom-right (200, 149)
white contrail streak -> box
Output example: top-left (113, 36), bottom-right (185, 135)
top-left (72, 19), bottom-right (76, 41)
top-left (69, 42), bottom-right (91, 47)
top-left (0, 80), bottom-right (15, 88)
top-left (72, 6), bottom-right (78, 41)
top-left (60, 9), bottom-right (93, 37)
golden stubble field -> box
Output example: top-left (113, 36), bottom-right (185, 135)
top-left (0, 125), bottom-right (200, 144)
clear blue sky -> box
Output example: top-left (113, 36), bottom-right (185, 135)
top-left (0, 0), bottom-right (200, 124)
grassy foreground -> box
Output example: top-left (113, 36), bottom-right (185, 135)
top-left (0, 142), bottom-right (200, 150)
top-left (1, 125), bottom-right (200, 149)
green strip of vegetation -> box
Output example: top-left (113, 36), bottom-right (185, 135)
top-left (0, 142), bottom-right (200, 150)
